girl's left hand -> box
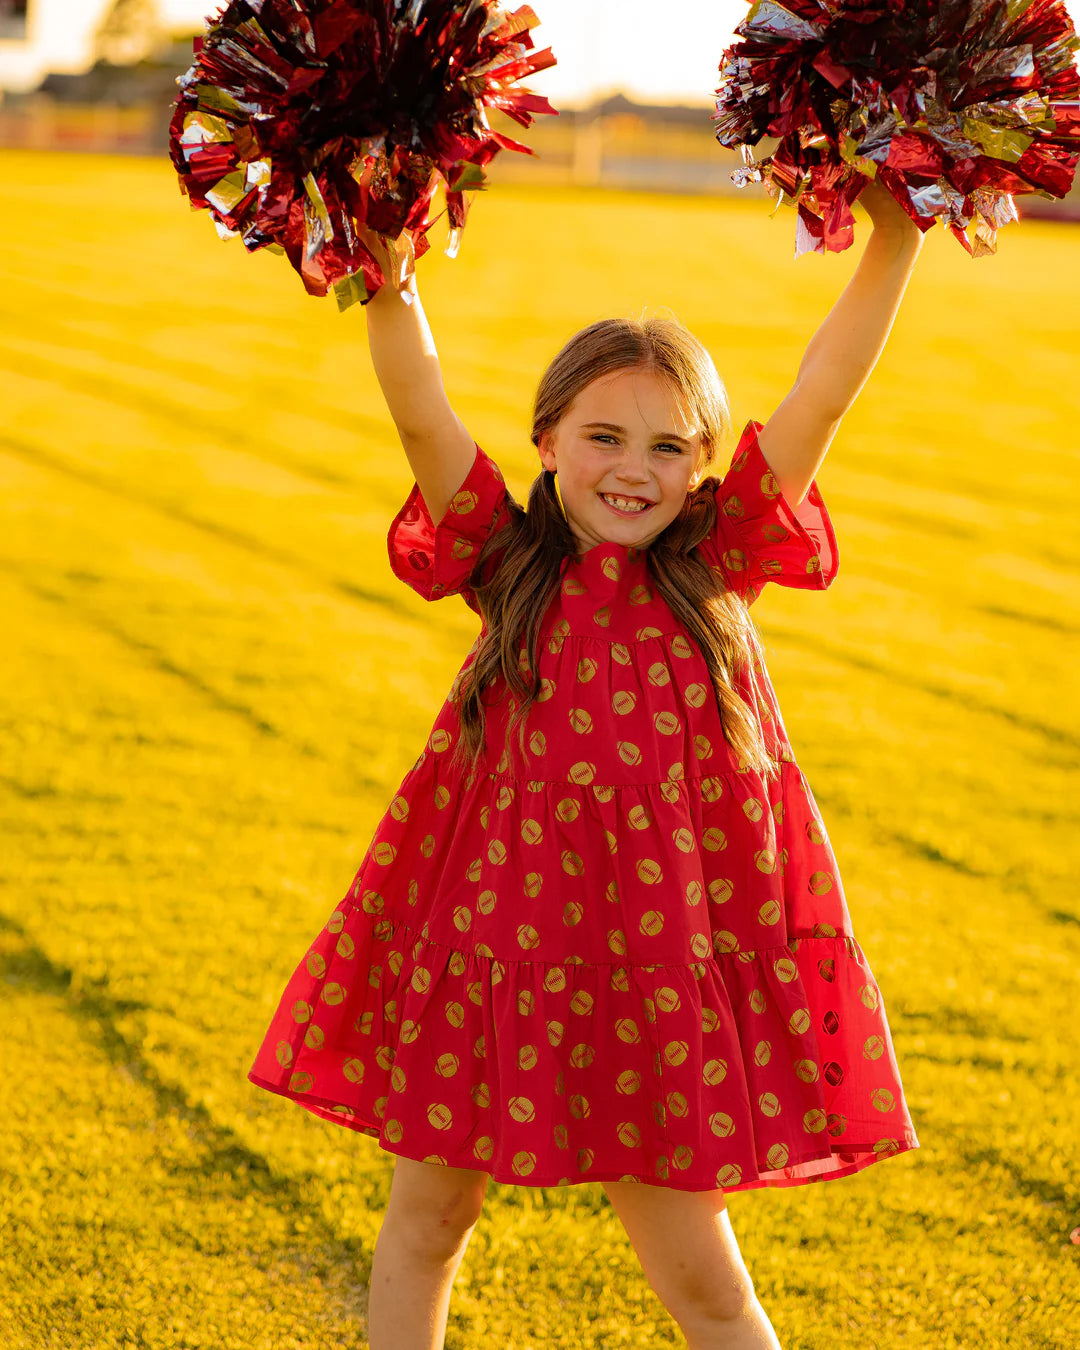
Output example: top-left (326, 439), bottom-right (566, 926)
top-left (859, 177), bottom-right (923, 240)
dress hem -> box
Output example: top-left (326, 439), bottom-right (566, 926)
top-left (248, 1069), bottom-right (919, 1194)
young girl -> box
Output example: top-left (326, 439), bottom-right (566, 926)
top-left (248, 179), bottom-right (923, 1350)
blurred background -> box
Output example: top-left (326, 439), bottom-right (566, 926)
top-left (2, 0), bottom-right (1079, 211)
top-left (2, 3), bottom-right (1079, 1350)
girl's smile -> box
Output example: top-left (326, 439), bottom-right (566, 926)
top-left (537, 367), bottom-right (704, 553)
top-left (600, 493), bottom-right (654, 515)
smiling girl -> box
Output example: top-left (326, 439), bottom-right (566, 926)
top-left (247, 180), bottom-right (924, 1350)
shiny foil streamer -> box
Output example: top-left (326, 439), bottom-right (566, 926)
top-left (169, 1), bottom-right (557, 307)
top-left (714, 0), bottom-right (1080, 258)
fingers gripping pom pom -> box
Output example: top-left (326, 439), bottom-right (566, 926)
top-left (169, 1), bottom-right (557, 308)
top-left (713, 0), bottom-right (1080, 259)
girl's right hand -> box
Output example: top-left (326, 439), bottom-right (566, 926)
top-left (859, 178), bottom-right (924, 245)
top-left (357, 225), bottom-right (417, 301)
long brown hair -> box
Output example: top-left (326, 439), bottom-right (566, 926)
top-left (451, 317), bottom-right (778, 781)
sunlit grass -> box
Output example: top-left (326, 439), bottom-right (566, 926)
top-left (1, 148), bottom-right (1078, 1349)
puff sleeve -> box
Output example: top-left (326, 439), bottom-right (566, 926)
top-left (388, 444), bottom-right (513, 612)
top-left (698, 418), bottom-right (839, 606)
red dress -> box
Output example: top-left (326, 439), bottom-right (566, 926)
top-left (248, 419), bottom-right (919, 1191)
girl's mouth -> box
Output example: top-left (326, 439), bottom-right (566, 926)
top-left (600, 492), bottom-right (654, 516)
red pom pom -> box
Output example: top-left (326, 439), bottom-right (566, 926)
top-left (169, 1), bottom-right (557, 306)
top-left (714, 0), bottom-right (1080, 258)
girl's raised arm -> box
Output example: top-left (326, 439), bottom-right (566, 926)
top-left (757, 180), bottom-right (925, 507)
top-left (363, 238), bottom-right (478, 526)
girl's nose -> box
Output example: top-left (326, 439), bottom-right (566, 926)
top-left (615, 455), bottom-right (650, 484)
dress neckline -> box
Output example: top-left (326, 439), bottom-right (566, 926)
top-left (567, 540), bottom-right (647, 566)
top-left (560, 539), bottom-right (651, 599)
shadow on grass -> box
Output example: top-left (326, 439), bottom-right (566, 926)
top-left (0, 551), bottom-right (379, 791)
top-left (765, 622), bottom-right (1080, 752)
top-left (894, 1003), bottom-right (1032, 1043)
top-left (0, 428), bottom-right (397, 617)
top-left (0, 909), bottom-right (374, 1257)
top-left (957, 1142), bottom-right (1075, 1228)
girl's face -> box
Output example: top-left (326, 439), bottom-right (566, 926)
top-left (537, 367), bottom-right (705, 555)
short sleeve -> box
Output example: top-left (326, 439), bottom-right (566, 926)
top-left (698, 418), bottom-right (839, 606)
top-left (388, 443), bottom-right (513, 610)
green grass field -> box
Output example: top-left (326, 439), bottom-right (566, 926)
top-left (1, 148), bottom-right (1078, 1350)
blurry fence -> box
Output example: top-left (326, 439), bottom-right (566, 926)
top-left (1, 96), bottom-right (1077, 219)
top-left (0, 96), bottom-right (166, 153)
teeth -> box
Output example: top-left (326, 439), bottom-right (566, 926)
top-left (602, 494), bottom-right (649, 512)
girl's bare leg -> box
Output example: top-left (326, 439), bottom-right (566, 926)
top-left (602, 1180), bottom-right (782, 1350)
top-left (367, 1157), bottom-right (489, 1350)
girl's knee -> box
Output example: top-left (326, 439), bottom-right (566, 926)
top-left (665, 1263), bottom-right (757, 1329)
top-left (382, 1159), bottom-right (488, 1262)
top-left (601, 1181), bottom-right (757, 1328)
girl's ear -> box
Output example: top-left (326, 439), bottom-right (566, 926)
top-left (537, 429), bottom-right (558, 474)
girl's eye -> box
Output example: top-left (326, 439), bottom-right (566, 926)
top-left (591, 433), bottom-right (617, 445)
top-left (655, 443), bottom-right (685, 455)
